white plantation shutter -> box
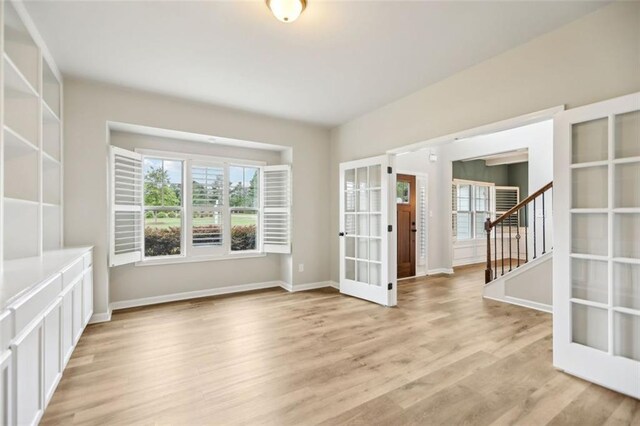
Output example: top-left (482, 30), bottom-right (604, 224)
top-left (109, 146), bottom-right (143, 266)
top-left (262, 165), bottom-right (291, 254)
top-left (495, 186), bottom-right (520, 227)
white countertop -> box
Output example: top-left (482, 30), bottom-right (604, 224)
top-left (0, 247), bottom-right (93, 310)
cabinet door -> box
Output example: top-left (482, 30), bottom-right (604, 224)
top-left (0, 350), bottom-right (13, 426)
top-left (61, 286), bottom-right (74, 366)
top-left (72, 280), bottom-right (83, 345)
top-left (82, 267), bottom-right (93, 327)
top-left (12, 319), bottom-right (44, 426)
top-left (43, 299), bottom-right (63, 405)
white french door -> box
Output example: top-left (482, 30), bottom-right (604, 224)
top-left (339, 155), bottom-right (397, 306)
top-left (554, 92), bottom-right (640, 398)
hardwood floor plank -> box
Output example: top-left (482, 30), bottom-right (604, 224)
top-left (41, 264), bottom-right (638, 425)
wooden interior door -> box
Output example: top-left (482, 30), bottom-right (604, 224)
top-left (397, 174), bottom-right (416, 278)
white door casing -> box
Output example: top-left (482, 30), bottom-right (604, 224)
top-left (339, 155), bottom-right (397, 306)
top-left (553, 92), bottom-right (640, 399)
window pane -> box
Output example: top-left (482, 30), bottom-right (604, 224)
top-left (229, 166), bottom-right (260, 208)
top-left (144, 209), bottom-right (182, 257)
top-left (456, 212), bottom-right (472, 240)
top-left (193, 211), bottom-right (223, 247)
top-left (475, 213), bottom-right (490, 238)
top-left (457, 185), bottom-right (471, 211)
top-left (144, 158), bottom-right (183, 207)
top-left (231, 209), bottom-right (257, 251)
top-left (475, 186), bottom-right (490, 211)
top-left (192, 165), bottom-right (224, 206)
top-left (397, 181), bottom-right (410, 204)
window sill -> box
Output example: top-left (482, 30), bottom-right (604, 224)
top-left (135, 251), bottom-right (267, 267)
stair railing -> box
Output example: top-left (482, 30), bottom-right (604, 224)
top-left (484, 181), bottom-right (553, 284)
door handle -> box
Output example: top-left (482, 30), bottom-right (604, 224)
top-left (339, 232), bottom-right (345, 237)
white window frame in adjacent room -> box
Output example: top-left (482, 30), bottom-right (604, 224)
top-left (452, 179), bottom-right (496, 241)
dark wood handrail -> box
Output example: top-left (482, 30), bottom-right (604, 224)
top-left (488, 181), bottom-right (553, 229)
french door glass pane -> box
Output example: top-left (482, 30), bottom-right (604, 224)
top-left (572, 118), bottom-right (608, 164)
top-left (614, 213), bottom-right (640, 259)
top-left (572, 303), bottom-right (608, 352)
top-left (358, 215), bottom-right (369, 236)
top-left (357, 260), bottom-right (368, 283)
top-left (357, 191), bottom-right (369, 212)
top-left (356, 167), bottom-right (368, 190)
top-left (345, 258), bottom-right (355, 280)
top-left (370, 190), bottom-right (381, 212)
top-left (571, 213), bottom-right (608, 256)
top-left (369, 263), bottom-right (381, 286)
top-left (370, 214), bottom-right (381, 237)
top-left (614, 162), bottom-right (640, 208)
top-left (369, 165), bottom-right (381, 188)
top-left (615, 110), bottom-right (640, 159)
top-left (357, 238), bottom-right (368, 260)
top-left (614, 312), bottom-right (640, 361)
top-left (572, 166), bottom-right (608, 208)
top-left (613, 262), bottom-right (640, 310)
top-left (345, 236), bottom-right (356, 258)
top-left (370, 239), bottom-right (381, 262)
top-left (345, 169), bottom-right (355, 191)
top-left (345, 214), bottom-right (356, 234)
top-left (571, 258), bottom-right (608, 303)
top-left (345, 191), bottom-right (356, 212)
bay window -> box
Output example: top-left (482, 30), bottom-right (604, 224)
top-left (109, 146), bottom-right (291, 267)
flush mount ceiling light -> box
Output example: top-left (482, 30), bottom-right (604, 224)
top-left (266, 0), bottom-right (306, 23)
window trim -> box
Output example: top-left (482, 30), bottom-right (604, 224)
top-left (136, 148), bottom-right (266, 266)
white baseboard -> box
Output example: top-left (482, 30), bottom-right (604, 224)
top-left (329, 281), bottom-right (339, 289)
top-left (427, 268), bottom-right (454, 275)
top-left (483, 294), bottom-right (552, 314)
top-left (89, 309), bottom-right (112, 324)
top-left (282, 281), bottom-right (338, 292)
top-left (110, 280), bottom-right (283, 311)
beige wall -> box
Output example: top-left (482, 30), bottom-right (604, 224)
top-left (64, 79), bottom-right (331, 315)
top-left (330, 1), bottom-right (640, 281)
top-left (108, 131), bottom-right (285, 303)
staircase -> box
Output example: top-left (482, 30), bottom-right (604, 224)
top-left (482, 182), bottom-right (553, 312)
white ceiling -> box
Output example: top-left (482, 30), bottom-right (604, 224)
top-left (25, 1), bottom-right (607, 127)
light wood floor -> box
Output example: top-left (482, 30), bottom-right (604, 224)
top-left (42, 264), bottom-right (639, 425)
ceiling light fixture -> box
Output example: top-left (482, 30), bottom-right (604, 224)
top-left (266, 0), bottom-right (306, 23)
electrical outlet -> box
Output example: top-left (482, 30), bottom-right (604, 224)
top-left (298, 263), bottom-right (304, 273)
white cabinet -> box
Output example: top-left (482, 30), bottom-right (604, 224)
top-left (72, 280), bottom-right (83, 345)
top-left (82, 267), bottom-right (94, 327)
top-left (0, 350), bottom-right (13, 426)
top-left (43, 299), bottom-right (63, 404)
top-left (1, 247), bottom-right (93, 426)
top-left (12, 320), bottom-right (44, 426)
top-left (61, 285), bottom-right (74, 365)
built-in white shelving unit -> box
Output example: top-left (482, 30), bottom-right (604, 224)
top-left (1, 0), bottom-right (63, 261)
